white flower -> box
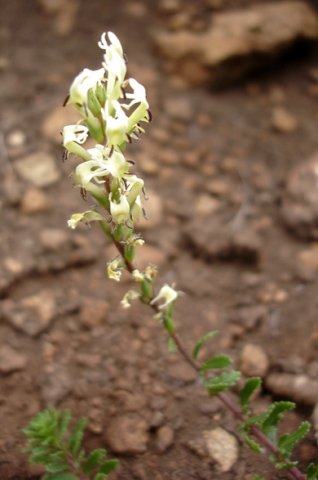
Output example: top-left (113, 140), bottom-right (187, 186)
top-left (150, 284), bottom-right (179, 311)
top-left (62, 124), bottom-right (90, 160)
top-left (121, 289), bottom-right (140, 308)
top-left (67, 68), bottom-right (105, 106)
top-left (104, 100), bottom-right (129, 146)
top-left (67, 210), bottom-right (104, 229)
top-left (107, 257), bottom-right (123, 282)
top-left (124, 78), bottom-right (150, 134)
top-left (98, 32), bottom-right (126, 102)
top-left (109, 192), bottom-right (130, 224)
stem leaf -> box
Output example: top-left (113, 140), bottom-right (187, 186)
top-left (192, 331), bottom-right (218, 360)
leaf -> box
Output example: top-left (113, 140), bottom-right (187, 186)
top-left (262, 402), bottom-right (295, 436)
top-left (68, 417), bottom-right (88, 456)
top-left (205, 370), bottom-right (240, 394)
top-left (83, 449), bottom-right (107, 474)
top-left (240, 426), bottom-right (263, 454)
top-left (278, 421), bottom-right (311, 460)
top-left (307, 463), bottom-right (318, 480)
top-left (58, 410), bottom-right (71, 438)
top-left (94, 473), bottom-right (106, 480)
top-left (46, 462), bottom-right (70, 474)
top-left (200, 355), bottom-right (232, 372)
top-left (43, 474), bottom-right (78, 480)
top-left (167, 337), bottom-right (176, 353)
top-left (192, 331), bottom-right (218, 360)
top-left (240, 378), bottom-right (262, 413)
top-left (99, 459), bottom-right (119, 475)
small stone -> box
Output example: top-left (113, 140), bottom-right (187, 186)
top-left (195, 194), bottom-right (221, 216)
top-left (14, 151), bottom-right (61, 187)
top-left (6, 130), bottom-right (26, 147)
top-left (39, 228), bottom-right (70, 251)
top-left (2, 171), bottom-right (23, 206)
top-left (42, 105), bottom-right (80, 144)
top-left (168, 362), bottom-right (197, 384)
top-left (266, 373), bottom-right (318, 406)
top-left (164, 96), bottom-right (193, 122)
top-left (271, 107), bottom-right (298, 133)
top-left (21, 188), bottom-right (50, 214)
top-left (2, 290), bottom-right (57, 337)
top-left (156, 425), bottom-right (174, 452)
top-left (137, 190), bottom-right (163, 230)
top-left (39, 364), bottom-right (73, 405)
top-left (79, 297), bottom-right (109, 329)
top-left (204, 427), bottom-right (239, 472)
top-left (0, 346), bottom-right (27, 373)
top-left (104, 414), bottom-right (149, 454)
top-left (150, 411), bottom-right (165, 428)
top-left (3, 257), bottom-right (24, 275)
top-left (206, 178), bottom-right (232, 196)
top-left (240, 344), bottom-right (269, 377)
top-left (282, 152), bottom-right (318, 239)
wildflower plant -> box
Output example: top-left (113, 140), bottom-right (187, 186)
top-left (25, 32), bottom-right (318, 480)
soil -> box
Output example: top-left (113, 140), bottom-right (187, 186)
top-left (1, 0), bottom-right (318, 479)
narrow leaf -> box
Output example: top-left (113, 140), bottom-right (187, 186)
top-left (68, 417), bottom-right (88, 456)
top-left (278, 421), bottom-right (311, 459)
top-left (240, 427), bottom-right (263, 454)
top-left (167, 337), bottom-right (176, 353)
top-left (83, 449), bottom-right (107, 474)
top-left (99, 459), bottom-right (119, 475)
top-left (46, 462), bottom-right (70, 474)
top-left (240, 378), bottom-right (261, 412)
top-left (205, 370), bottom-right (240, 394)
top-left (58, 410), bottom-right (71, 438)
top-left (192, 331), bottom-right (218, 360)
top-left (262, 402), bottom-right (295, 435)
top-left (200, 355), bottom-right (232, 372)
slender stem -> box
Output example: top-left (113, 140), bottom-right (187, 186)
top-left (109, 235), bottom-right (307, 480)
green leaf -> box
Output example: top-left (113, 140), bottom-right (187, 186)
top-left (58, 410), bottom-right (71, 438)
top-left (205, 370), bottom-right (240, 394)
top-left (240, 426), bottom-right (263, 454)
top-left (83, 449), bottom-right (107, 474)
top-left (192, 331), bottom-right (218, 360)
top-left (307, 463), bottom-right (318, 480)
top-left (239, 378), bottom-right (261, 413)
top-left (278, 421), bottom-right (311, 460)
top-left (262, 402), bottom-right (295, 436)
top-left (94, 473), bottom-right (106, 480)
top-left (167, 337), bottom-right (176, 353)
top-left (68, 417), bottom-right (88, 456)
top-left (99, 459), bottom-right (119, 475)
top-left (43, 474), bottom-right (78, 480)
top-left (200, 354), bottom-right (231, 372)
top-left (46, 462), bottom-right (70, 474)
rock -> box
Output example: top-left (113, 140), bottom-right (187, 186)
top-left (14, 151), bottom-right (61, 187)
top-left (79, 297), bottom-right (109, 329)
top-left (156, 425), bottom-right (174, 452)
top-left (6, 130), bottom-right (26, 148)
top-left (297, 245), bottom-right (318, 274)
top-left (281, 152), bottom-right (318, 239)
top-left (240, 344), bottom-right (269, 377)
top-left (39, 364), bottom-right (73, 405)
top-left (137, 189), bottom-right (163, 230)
top-left (184, 214), bottom-right (261, 264)
top-left (42, 105), bottom-right (80, 144)
top-left (271, 107), bottom-right (298, 133)
top-left (154, 1), bottom-right (318, 85)
top-left (2, 171), bottom-right (23, 206)
top-left (2, 290), bottom-right (57, 337)
top-left (204, 427), bottom-right (239, 472)
top-left (266, 373), bottom-right (318, 406)
top-left (104, 414), bottom-right (149, 454)
top-left (164, 96), bottom-right (193, 122)
top-left (0, 346), bottom-right (27, 373)
top-left (195, 194), bottom-right (221, 216)
top-left (39, 228), bottom-right (70, 251)
top-left (21, 188), bottom-right (51, 214)
top-left (229, 305), bottom-right (267, 331)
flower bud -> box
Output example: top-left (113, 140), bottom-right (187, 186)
top-left (109, 192), bottom-right (130, 224)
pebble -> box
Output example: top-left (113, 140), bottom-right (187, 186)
top-left (297, 244), bottom-right (318, 273)
top-left (2, 290), bottom-right (57, 337)
top-left (0, 346), bottom-right (27, 373)
top-left (229, 305), bottom-right (267, 331)
top-left (281, 152), bottom-right (318, 239)
top-left (150, 411), bottom-right (165, 429)
top-left (39, 364), bottom-right (73, 405)
top-left (104, 414), bottom-right (149, 454)
top-left (204, 427), bottom-right (239, 472)
top-left (266, 373), bottom-right (318, 406)
top-left (271, 106), bottom-right (298, 133)
top-left (21, 188), bottom-right (50, 214)
top-left (6, 130), bottom-right (26, 147)
top-left (156, 425), bottom-right (174, 452)
top-left (2, 171), bottom-right (23, 206)
top-left (42, 105), bottom-right (80, 144)
top-left (240, 344), bottom-right (269, 377)
top-left (14, 151), bottom-right (61, 187)
top-left (195, 194), bottom-right (221, 216)
top-left (168, 362), bottom-right (197, 384)
top-left (79, 297), bottom-right (109, 329)
top-left (39, 228), bottom-right (70, 251)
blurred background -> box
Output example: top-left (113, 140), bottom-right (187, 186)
top-left (1, 0), bottom-right (318, 479)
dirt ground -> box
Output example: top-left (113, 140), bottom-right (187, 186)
top-left (1, 0), bottom-right (318, 479)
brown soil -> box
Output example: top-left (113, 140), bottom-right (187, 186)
top-left (1, 0), bottom-right (318, 479)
